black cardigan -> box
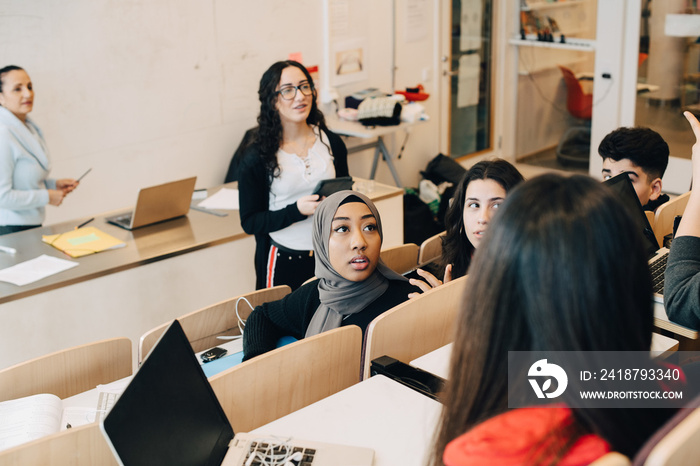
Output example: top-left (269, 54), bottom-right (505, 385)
top-left (242, 278), bottom-right (418, 361)
top-left (238, 128), bottom-right (349, 290)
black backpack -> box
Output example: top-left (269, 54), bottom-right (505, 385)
top-left (403, 192), bottom-right (442, 245)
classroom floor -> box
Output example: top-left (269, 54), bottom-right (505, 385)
top-left (517, 94), bottom-right (694, 177)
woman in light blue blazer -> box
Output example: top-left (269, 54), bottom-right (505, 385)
top-left (0, 65), bottom-right (78, 235)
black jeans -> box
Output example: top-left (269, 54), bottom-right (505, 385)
top-left (0, 224), bottom-right (40, 236)
top-left (266, 240), bottom-right (315, 291)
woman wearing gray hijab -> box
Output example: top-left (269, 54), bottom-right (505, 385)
top-left (243, 190), bottom-right (419, 361)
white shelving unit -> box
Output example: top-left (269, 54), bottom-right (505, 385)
top-left (520, 0), bottom-right (588, 12)
top-left (513, 0), bottom-right (596, 73)
top-left (509, 37), bottom-right (595, 52)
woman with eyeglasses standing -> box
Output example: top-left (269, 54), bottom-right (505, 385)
top-left (238, 60), bottom-right (348, 291)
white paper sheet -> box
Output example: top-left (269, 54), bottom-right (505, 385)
top-left (405, 0), bottom-right (428, 43)
top-left (460, 0), bottom-right (483, 51)
top-left (457, 54), bottom-right (481, 108)
top-left (0, 254), bottom-right (79, 286)
top-left (197, 188), bottom-right (240, 210)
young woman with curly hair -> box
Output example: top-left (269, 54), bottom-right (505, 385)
top-left (238, 61), bottom-right (348, 291)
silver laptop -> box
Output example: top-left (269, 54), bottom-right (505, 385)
top-left (100, 320), bottom-right (373, 466)
top-left (603, 173), bottom-right (668, 303)
top-left (106, 177), bottom-right (197, 230)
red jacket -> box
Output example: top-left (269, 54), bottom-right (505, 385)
top-left (443, 405), bottom-right (610, 466)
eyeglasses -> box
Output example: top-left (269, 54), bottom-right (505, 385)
top-left (276, 83), bottom-right (314, 100)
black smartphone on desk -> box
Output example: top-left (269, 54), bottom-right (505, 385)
top-left (312, 176), bottom-right (354, 197)
top-left (370, 355), bottom-right (446, 401)
top-left (201, 347), bottom-right (227, 363)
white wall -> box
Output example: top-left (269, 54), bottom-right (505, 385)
top-left (0, 0), bottom-right (440, 225)
top-left (389, 0), bottom-right (440, 188)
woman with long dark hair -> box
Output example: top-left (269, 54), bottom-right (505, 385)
top-left (431, 174), bottom-right (677, 465)
top-left (409, 159), bottom-right (522, 296)
top-left (238, 60), bottom-right (348, 291)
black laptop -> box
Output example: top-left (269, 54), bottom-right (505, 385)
top-left (101, 320), bottom-right (232, 465)
top-left (100, 320), bottom-right (374, 466)
top-left (603, 173), bottom-right (667, 301)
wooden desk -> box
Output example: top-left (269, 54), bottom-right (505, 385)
top-left (654, 301), bottom-right (699, 341)
top-left (327, 115), bottom-right (424, 188)
top-left (48, 376), bottom-right (440, 465)
top-left (410, 343), bottom-right (452, 380)
top-left (410, 333), bottom-right (681, 379)
top-left (577, 72), bottom-right (660, 93)
top-left (0, 181), bottom-right (403, 371)
top-left (250, 375), bottom-right (441, 466)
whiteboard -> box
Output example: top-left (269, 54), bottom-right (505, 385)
top-left (0, 0), bottom-right (365, 224)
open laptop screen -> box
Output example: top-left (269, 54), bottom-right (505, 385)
top-left (603, 172), bottom-right (660, 259)
top-left (102, 320), bottom-right (233, 466)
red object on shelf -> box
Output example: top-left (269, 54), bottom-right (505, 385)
top-left (395, 84), bottom-right (430, 102)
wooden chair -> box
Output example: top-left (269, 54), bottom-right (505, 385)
top-left (380, 243), bottom-right (419, 275)
top-left (418, 231), bottom-right (445, 266)
top-left (589, 452), bottom-right (631, 466)
top-left (0, 423), bottom-right (117, 465)
top-left (645, 211), bottom-right (655, 234)
top-left (138, 285), bottom-right (291, 364)
top-left (208, 325), bottom-right (362, 433)
top-left (0, 338), bottom-right (132, 402)
top-left (632, 393), bottom-right (700, 465)
top-left (361, 275), bottom-right (468, 379)
top-left (653, 192), bottom-right (690, 248)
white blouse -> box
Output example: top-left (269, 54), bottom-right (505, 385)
top-left (268, 127), bottom-right (336, 251)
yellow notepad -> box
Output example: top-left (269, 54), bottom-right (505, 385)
top-left (42, 226), bottom-right (126, 258)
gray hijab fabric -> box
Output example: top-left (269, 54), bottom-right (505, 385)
top-left (305, 190), bottom-right (407, 338)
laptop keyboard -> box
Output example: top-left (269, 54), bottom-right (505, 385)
top-left (244, 441), bottom-right (316, 465)
top-left (110, 213), bottom-right (132, 227)
top-left (650, 251), bottom-right (668, 295)
top-left (95, 391), bottom-right (118, 422)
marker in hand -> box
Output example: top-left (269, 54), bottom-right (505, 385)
top-left (76, 168), bottom-right (92, 182)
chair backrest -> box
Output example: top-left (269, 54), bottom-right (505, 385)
top-left (380, 243), bottom-right (419, 275)
top-left (645, 211), bottom-right (655, 234)
top-left (208, 325), bottom-right (362, 433)
top-left (138, 285), bottom-right (291, 364)
top-left (653, 192), bottom-right (690, 248)
top-left (362, 275), bottom-right (468, 379)
top-left (558, 65), bottom-right (593, 120)
top-left (590, 452), bottom-right (631, 466)
top-left (0, 423), bottom-right (118, 465)
top-left (632, 393), bottom-right (700, 465)
top-left (418, 231), bottom-right (446, 266)
top-left (0, 338), bottom-right (132, 402)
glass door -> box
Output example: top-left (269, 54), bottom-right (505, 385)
top-left (510, 0), bottom-right (597, 170)
top-left (442, 0), bottom-right (494, 158)
top-left (634, 0), bottom-right (695, 194)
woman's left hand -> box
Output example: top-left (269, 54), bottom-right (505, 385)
top-left (56, 179), bottom-right (78, 194)
top-left (408, 267), bottom-right (447, 299)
